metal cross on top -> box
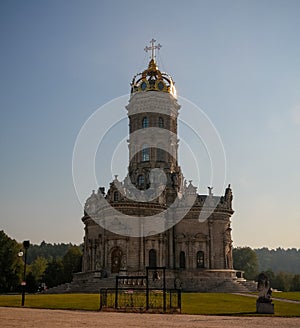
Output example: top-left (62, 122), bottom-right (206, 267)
top-left (144, 38), bottom-right (162, 60)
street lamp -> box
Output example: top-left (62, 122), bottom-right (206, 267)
top-left (20, 240), bottom-right (30, 306)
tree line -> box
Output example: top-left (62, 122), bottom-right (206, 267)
top-left (256, 247), bottom-right (300, 274)
top-left (233, 247), bottom-right (300, 291)
top-left (1, 230), bottom-right (300, 293)
top-left (0, 231), bottom-right (82, 293)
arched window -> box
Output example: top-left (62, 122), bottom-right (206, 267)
top-left (179, 251), bottom-right (186, 269)
top-left (142, 144), bottom-right (150, 161)
top-left (137, 175), bottom-right (144, 187)
top-left (156, 143), bottom-right (165, 162)
top-left (149, 249), bottom-right (157, 268)
top-left (113, 191), bottom-right (119, 201)
top-left (158, 117), bottom-right (164, 128)
top-left (142, 117), bottom-right (149, 128)
top-left (197, 251), bottom-right (205, 268)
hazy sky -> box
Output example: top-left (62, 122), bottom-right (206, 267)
top-left (1, 0), bottom-right (299, 248)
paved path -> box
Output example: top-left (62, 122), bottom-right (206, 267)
top-left (233, 293), bottom-right (300, 304)
top-left (1, 307), bottom-right (300, 328)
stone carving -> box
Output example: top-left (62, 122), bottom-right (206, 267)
top-left (224, 226), bottom-right (233, 269)
top-left (111, 247), bottom-right (123, 273)
top-left (256, 272), bottom-right (274, 314)
top-left (257, 272), bottom-right (272, 301)
top-left (95, 246), bottom-right (102, 271)
top-left (171, 172), bottom-right (178, 187)
top-left (95, 260), bottom-right (101, 271)
top-left (186, 180), bottom-right (197, 195)
top-left (174, 277), bottom-right (182, 290)
top-left (121, 255), bottom-right (127, 270)
top-left (84, 190), bottom-right (98, 215)
top-left (224, 184), bottom-right (233, 203)
top-left (98, 187), bottom-right (105, 196)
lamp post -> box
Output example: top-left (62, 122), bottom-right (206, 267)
top-left (20, 240), bottom-right (30, 306)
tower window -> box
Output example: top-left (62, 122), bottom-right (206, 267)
top-left (197, 251), bottom-right (205, 268)
top-left (113, 191), bottom-right (120, 201)
top-left (156, 143), bottom-right (165, 162)
top-left (158, 117), bottom-right (164, 128)
top-left (142, 144), bottom-right (150, 161)
top-left (142, 117), bottom-right (149, 128)
top-left (138, 175), bottom-right (145, 187)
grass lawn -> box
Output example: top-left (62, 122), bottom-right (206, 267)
top-left (0, 293), bottom-right (299, 316)
top-left (182, 293), bottom-right (256, 315)
top-left (273, 292), bottom-right (300, 301)
top-left (182, 293), bottom-right (300, 317)
top-left (0, 294), bottom-right (100, 311)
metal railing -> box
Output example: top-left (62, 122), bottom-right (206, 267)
top-left (100, 287), bottom-right (181, 313)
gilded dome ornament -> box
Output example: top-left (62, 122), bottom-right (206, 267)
top-left (130, 39), bottom-right (177, 98)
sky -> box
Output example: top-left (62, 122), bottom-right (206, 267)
top-left (0, 0), bottom-right (299, 249)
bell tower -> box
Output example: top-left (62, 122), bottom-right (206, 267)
top-left (126, 40), bottom-right (183, 203)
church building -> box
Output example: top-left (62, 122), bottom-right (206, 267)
top-left (78, 40), bottom-right (239, 292)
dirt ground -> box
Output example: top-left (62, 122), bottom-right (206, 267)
top-left (1, 307), bottom-right (300, 328)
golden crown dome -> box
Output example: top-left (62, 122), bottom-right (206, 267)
top-left (130, 40), bottom-right (177, 98)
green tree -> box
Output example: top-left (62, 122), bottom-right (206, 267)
top-left (0, 230), bottom-right (23, 292)
top-left (29, 256), bottom-right (48, 282)
top-left (26, 241), bottom-right (73, 264)
top-left (25, 256), bottom-right (48, 292)
top-left (273, 272), bottom-right (293, 291)
top-left (43, 258), bottom-right (64, 288)
top-left (233, 247), bottom-right (258, 280)
top-left (255, 247), bottom-right (300, 274)
top-left (291, 274), bottom-right (300, 291)
top-left (26, 272), bottom-right (38, 293)
top-left (62, 246), bottom-right (82, 282)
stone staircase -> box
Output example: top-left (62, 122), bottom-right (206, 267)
top-left (208, 279), bottom-right (257, 293)
top-left (46, 270), bottom-right (258, 294)
top-left (46, 275), bottom-right (116, 294)
top-left (237, 279), bottom-right (257, 292)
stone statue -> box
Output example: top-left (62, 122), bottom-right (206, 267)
top-left (98, 187), bottom-right (105, 196)
top-left (171, 172), bottom-right (178, 187)
top-left (224, 227), bottom-right (233, 269)
top-left (224, 184), bottom-right (233, 202)
top-left (84, 190), bottom-right (98, 215)
top-left (256, 272), bottom-right (274, 314)
top-left (184, 179), bottom-right (187, 189)
top-left (257, 272), bottom-right (272, 301)
top-left (95, 261), bottom-right (101, 271)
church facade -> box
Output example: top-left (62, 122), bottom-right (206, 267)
top-left (80, 41), bottom-right (237, 291)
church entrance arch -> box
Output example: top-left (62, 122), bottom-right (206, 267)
top-left (149, 249), bottom-right (157, 268)
top-left (111, 247), bottom-right (123, 273)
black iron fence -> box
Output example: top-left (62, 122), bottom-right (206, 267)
top-left (99, 267), bottom-right (181, 313)
top-left (100, 288), bottom-right (181, 313)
